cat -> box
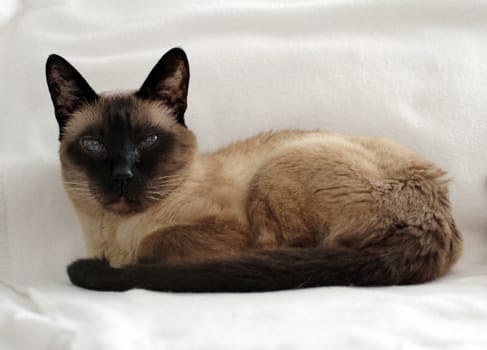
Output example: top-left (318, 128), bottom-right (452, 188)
top-left (46, 48), bottom-right (463, 292)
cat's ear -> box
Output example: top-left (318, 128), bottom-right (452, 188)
top-left (136, 48), bottom-right (190, 126)
top-left (46, 55), bottom-right (98, 140)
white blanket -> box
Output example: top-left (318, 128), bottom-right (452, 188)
top-left (1, 0), bottom-right (487, 349)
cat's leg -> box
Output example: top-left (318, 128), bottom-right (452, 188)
top-left (247, 151), bottom-right (338, 249)
top-left (136, 217), bottom-right (249, 264)
top-left (248, 146), bottom-right (409, 250)
top-left (247, 148), bottom-right (388, 249)
top-left (247, 175), bottom-right (322, 249)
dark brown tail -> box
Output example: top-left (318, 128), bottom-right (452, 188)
top-left (67, 246), bottom-right (450, 292)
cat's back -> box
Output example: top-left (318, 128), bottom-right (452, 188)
top-left (210, 129), bottom-right (430, 175)
top-left (211, 129), bottom-right (314, 157)
top-left (209, 129), bottom-right (449, 214)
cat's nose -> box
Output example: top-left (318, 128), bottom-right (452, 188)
top-left (111, 164), bottom-right (134, 186)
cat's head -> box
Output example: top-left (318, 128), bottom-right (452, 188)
top-left (46, 48), bottom-right (197, 215)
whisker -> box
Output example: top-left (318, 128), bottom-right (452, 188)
top-left (154, 174), bottom-right (182, 181)
top-left (63, 182), bottom-right (90, 187)
top-left (65, 188), bottom-right (91, 193)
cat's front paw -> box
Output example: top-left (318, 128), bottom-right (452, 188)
top-left (67, 258), bottom-right (112, 290)
top-left (67, 258), bottom-right (135, 291)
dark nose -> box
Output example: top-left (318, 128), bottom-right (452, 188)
top-left (111, 164), bottom-right (134, 186)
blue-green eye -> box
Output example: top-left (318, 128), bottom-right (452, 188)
top-left (80, 138), bottom-right (106, 155)
top-left (138, 135), bottom-right (158, 150)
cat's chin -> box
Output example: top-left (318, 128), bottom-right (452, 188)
top-left (104, 197), bottom-right (145, 216)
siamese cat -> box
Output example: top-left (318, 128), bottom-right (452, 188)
top-left (46, 48), bottom-right (462, 292)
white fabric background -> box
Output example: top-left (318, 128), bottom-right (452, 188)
top-left (0, 0), bottom-right (487, 349)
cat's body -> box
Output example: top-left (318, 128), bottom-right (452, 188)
top-left (46, 48), bottom-right (462, 292)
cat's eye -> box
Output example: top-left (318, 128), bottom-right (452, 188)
top-left (138, 135), bottom-right (158, 150)
top-left (80, 138), bottom-right (106, 156)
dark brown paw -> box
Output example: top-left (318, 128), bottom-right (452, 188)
top-left (67, 258), bottom-right (123, 291)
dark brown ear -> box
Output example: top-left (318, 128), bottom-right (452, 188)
top-left (136, 48), bottom-right (190, 126)
top-left (46, 55), bottom-right (98, 140)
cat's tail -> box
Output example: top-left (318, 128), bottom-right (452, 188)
top-left (66, 244), bottom-right (459, 292)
